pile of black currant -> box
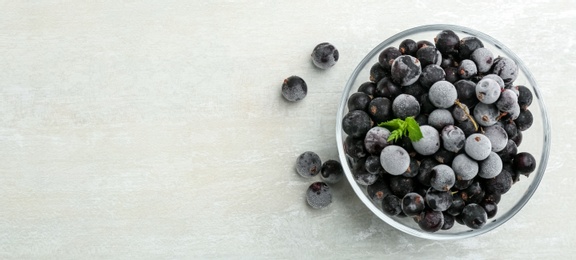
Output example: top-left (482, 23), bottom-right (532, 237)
top-left (285, 43), bottom-right (344, 209)
top-left (341, 30), bottom-right (536, 232)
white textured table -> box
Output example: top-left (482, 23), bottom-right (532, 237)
top-left (1, 1), bottom-right (575, 258)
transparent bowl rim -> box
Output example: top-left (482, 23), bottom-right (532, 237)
top-left (335, 24), bottom-right (551, 240)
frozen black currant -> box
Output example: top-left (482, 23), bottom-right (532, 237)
top-left (380, 145), bottom-right (411, 175)
top-left (306, 182), bottom-right (332, 209)
top-left (419, 64), bottom-right (446, 88)
top-left (365, 155), bottom-right (384, 175)
top-left (347, 92), bottom-right (372, 112)
top-left (415, 209), bottom-right (444, 232)
top-left (311, 42), bottom-right (339, 69)
top-left (281, 76), bottom-right (307, 102)
top-left (491, 56), bottom-right (518, 85)
top-left (364, 126), bottom-right (391, 154)
top-left (512, 152), bottom-right (536, 177)
top-left (402, 192), bottom-right (425, 216)
top-left (296, 151), bottom-right (322, 178)
top-left (461, 203), bottom-right (487, 229)
top-left (352, 158), bottom-right (379, 186)
top-left (515, 109), bottom-right (533, 131)
top-left (402, 157), bottom-right (420, 178)
top-left (442, 212), bottom-right (455, 230)
top-left (428, 109), bottom-right (454, 131)
top-left (321, 160), bottom-right (344, 184)
top-left (452, 153), bottom-right (479, 181)
top-left (416, 46), bottom-right (442, 67)
top-left (428, 81), bottom-right (457, 108)
top-left (342, 110), bottom-right (372, 138)
top-left (430, 164), bottom-right (455, 191)
top-left (367, 97), bottom-right (393, 123)
top-left (517, 85), bottom-right (533, 110)
top-left (470, 47), bottom-right (494, 74)
top-left (483, 124), bottom-right (508, 152)
top-left (399, 39), bottom-right (418, 56)
top-left (458, 59), bottom-right (477, 79)
top-left (344, 136), bottom-right (367, 159)
top-left (392, 94), bottom-right (420, 119)
top-left (375, 77), bottom-right (402, 99)
top-left (473, 103), bottom-right (499, 127)
top-left (412, 125), bottom-right (441, 156)
top-left (388, 175), bottom-right (416, 198)
top-left (417, 157), bottom-right (439, 187)
top-left (476, 78), bottom-right (502, 104)
top-left (442, 125), bottom-right (466, 153)
top-left (378, 46), bottom-right (402, 71)
top-left (391, 55), bottom-right (422, 86)
top-left (447, 193), bottom-right (466, 216)
top-left (426, 188), bottom-right (453, 211)
top-left (368, 178), bottom-right (392, 204)
top-left (382, 194), bottom-right (403, 216)
top-left (483, 167), bottom-right (513, 195)
top-left (458, 36), bottom-right (484, 60)
top-left (465, 133), bottom-right (492, 161)
top-left (370, 63), bottom-right (388, 83)
top-left (358, 81), bottom-right (377, 97)
top-left (434, 30), bottom-right (459, 57)
top-left (482, 201), bottom-right (498, 219)
top-left (444, 66), bottom-right (459, 83)
top-left (478, 152), bottom-right (503, 179)
top-left (454, 79), bottom-right (479, 108)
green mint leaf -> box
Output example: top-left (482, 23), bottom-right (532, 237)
top-left (387, 129), bottom-right (403, 143)
top-left (405, 116), bottom-right (423, 142)
top-left (378, 119), bottom-right (404, 131)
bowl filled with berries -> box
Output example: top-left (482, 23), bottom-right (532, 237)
top-left (336, 24), bottom-right (551, 240)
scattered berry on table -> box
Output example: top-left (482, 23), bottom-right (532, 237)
top-left (306, 182), bottom-right (332, 209)
top-left (281, 76), bottom-right (307, 102)
top-left (311, 42), bottom-right (339, 69)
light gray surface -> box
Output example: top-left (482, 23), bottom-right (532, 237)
top-left (1, 1), bottom-right (574, 258)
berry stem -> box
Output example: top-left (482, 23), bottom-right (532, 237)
top-left (454, 99), bottom-right (479, 131)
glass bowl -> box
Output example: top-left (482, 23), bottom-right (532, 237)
top-left (336, 24), bottom-right (551, 240)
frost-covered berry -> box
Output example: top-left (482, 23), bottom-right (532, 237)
top-left (428, 109), bottom-right (454, 131)
top-left (452, 153), bottom-right (478, 180)
top-left (320, 160), bottom-right (344, 184)
top-left (430, 164), bottom-right (456, 191)
top-left (470, 47), bottom-right (494, 73)
top-left (492, 56), bottom-right (519, 85)
top-left (478, 152), bottom-right (503, 179)
top-left (483, 124), bottom-right (508, 152)
top-left (496, 89), bottom-right (519, 112)
top-left (311, 42), bottom-right (339, 69)
top-left (473, 103), bottom-right (500, 127)
top-left (458, 59), bottom-right (477, 79)
top-left (281, 76), bottom-right (307, 102)
top-left (429, 81), bottom-right (457, 108)
top-left (465, 133), bottom-right (492, 161)
top-left (380, 145), bottom-right (410, 175)
top-left (342, 110), bottom-right (372, 138)
top-left (391, 55), bottom-right (422, 86)
top-left (392, 94), bottom-right (420, 119)
top-left (412, 125), bottom-right (441, 156)
top-left (442, 125), bottom-right (465, 153)
top-left (364, 126), bottom-right (391, 154)
top-left (296, 151), bottom-right (322, 178)
top-left (476, 78), bottom-right (502, 104)
top-left (306, 182), bottom-right (332, 209)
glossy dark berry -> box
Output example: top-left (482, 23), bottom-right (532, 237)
top-left (370, 63), bottom-right (388, 83)
top-left (416, 46), bottom-right (441, 67)
top-left (347, 92), bottom-right (371, 112)
top-left (367, 178), bottom-right (392, 204)
top-left (458, 36), bottom-right (484, 60)
top-left (403, 82), bottom-right (427, 99)
top-left (378, 47), bottom-right (402, 71)
top-left (342, 110), bottom-right (372, 138)
top-left (296, 151), bottom-right (322, 178)
top-left (375, 77), bottom-right (402, 99)
top-left (306, 182), bottom-right (332, 209)
top-left (382, 195), bottom-right (403, 216)
top-left (320, 160), bottom-right (344, 184)
top-left (281, 76), bottom-right (307, 102)
top-left (358, 81), bottom-right (377, 96)
top-left (417, 157), bottom-right (439, 187)
top-left (388, 175), bottom-right (415, 198)
top-left (367, 97), bottom-right (393, 124)
top-left (425, 189), bottom-right (453, 211)
top-left (481, 201), bottom-right (498, 219)
top-left (399, 39), bottom-right (418, 56)
top-left (415, 209), bottom-right (444, 232)
top-left (344, 136), bottom-right (366, 160)
top-left (402, 157), bottom-right (420, 178)
top-left (512, 152), bottom-right (536, 177)
top-left (311, 42), bottom-right (339, 69)
top-left (352, 158), bottom-right (379, 186)
top-left (416, 40), bottom-right (435, 50)
top-left (442, 212), bottom-right (455, 230)
top-left (419, 64), bottom-right (446, 88)
top-left (483, 167), bottom-right (513, 195)
top-left (365, 155), bottom-right (384, 175)
top-left (515, 109), bottom-right (533, 131)
top-left (461, 181), bottom-right (485, 204)
top-left (443, 66), bottom-right (459, 83)
top-left (434, 30), bottom-right (460, 57)
top-left (447, 193), bottom-right (466, 216)
top-left (516, 85), bottom-right (533, 110)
